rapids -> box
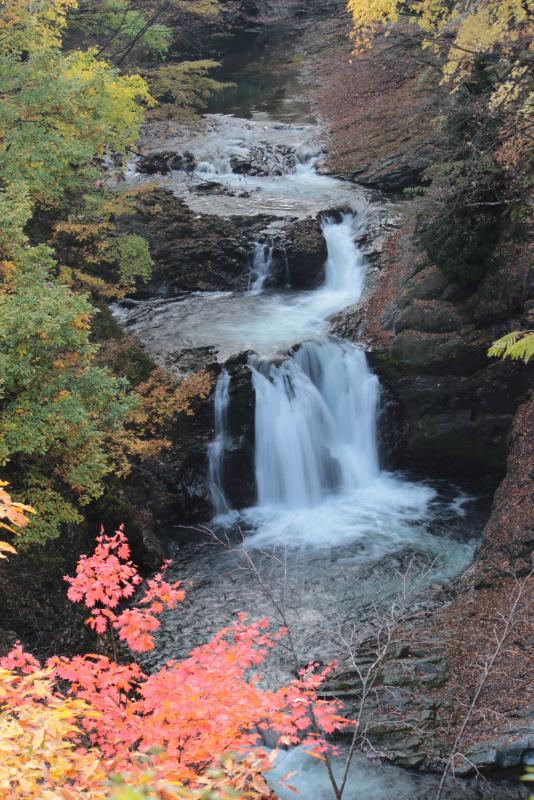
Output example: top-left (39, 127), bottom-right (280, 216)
top-left (111, 26), bottom-right (501, 799)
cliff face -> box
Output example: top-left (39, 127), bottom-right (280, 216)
top-left (362, 218), bottom-right (532, 482)
top-left (309, 17), bottom-right (440, 191)
top-left (308, 12), bottom-right (534, 774)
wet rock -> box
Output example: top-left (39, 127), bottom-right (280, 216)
top-left (230, 143), bottom-right (297, 177)
top-left (355, 205), bottom-right (401, 265)
top-left (161, 346), bottom-right (218, 379)
top-left (282, 216), bottom-right (328, 289)
top-left (140, 351), bottom-right (256, 524)
top-left (362, 220), bottom-right (533, 481)
top-left (126, 189), bottom-right (275, 294)
top-left (370, 342), bottom-right (525, 478)
top-left (393, 302), bottom-right (466, 335)
top-left (223, 353), bottom-right (256, 509)
top-left (230, 157), bottom-right (254, 174)
top-left (193, 180), bottom-right (228, 194)
top-left (137, 149), bottom-right (197, 175)
top-left (355, 149), bottom-right (433, 194)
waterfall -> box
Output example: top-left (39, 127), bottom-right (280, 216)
top-left (241, 212), bottom-right (440, 553)
top-left (249, 214), bottom-right (379, 510)
top-left (207, 370), bottom-right (231, 516)
top-left (294, 146), bottom-right (321, 176)
top-left (201, 213), bottom-right (439, 554)
top-left (250, 214), bottom-right (381, 509)
top-left (249, 241), bottom-right (275, 294)
top-left (322, 213), bottom-right (365, 296)
top-left (252, 340), bottom-right (380, 510)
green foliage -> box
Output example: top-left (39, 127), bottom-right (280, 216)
top-left (521, 765), bottom-right (534, 800)
top-left (0, 249), bottom-right (135, 545)
top-left (53, 189), bottom-right (154, 294)
top-left (107, 234), bottom-right (153, 288)
top-left (18, 485), bottom-right (83, 546)
top-left (0, 182), bottom-right (33, 256)
top-left (488, 331), bottom-right (534, 365)
top-left (0, 0), bottom-right (218, 546)
top-left (148, 61), bottom-right (231, 120)
top-left (72, 0), bottom-right (172, 61)
top-left (348, 0), bottom-right (532, 290)
top-left (0, 47), bottom-right (152, 208)
top-left (68, 0), bottom-right (222, 63)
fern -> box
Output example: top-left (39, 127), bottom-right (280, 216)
top-left (488, 331), bottom-right (534, 364)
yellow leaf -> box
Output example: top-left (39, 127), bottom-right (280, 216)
top-left (0, 522), bottom-right (16, 534)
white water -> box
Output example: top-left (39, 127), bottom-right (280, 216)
top-left (127, 115), bottom-right (363, 218)
top-left (265, 745), bottom-right (515, 800)
top-left (249, 241), bottom-right (275, 294)
top-left (213, 219), bottom-right (469, 572)
top-left (112, 213), bottom-right (371, 362)
top-left (252, 340), bottom-right (380, 509)
top-left (123, 111), bottom-right (487, 800)
top-left (207, 369), bottom-right (231, 515)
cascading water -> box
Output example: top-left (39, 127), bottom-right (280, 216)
top-left (252, 340), bottom-right (380, 509)
top-left (207, 369), bottom-right (231, 516)
top-left (322, 213), bottom-right (366, 296)
top-left (122, 124), bottom-right (475, 569)
top-left (250, 213), bottom-right (378, 510)
top-left (117, 44), bottom-right (493, 798)
top-left (241, 216), bottom-right (466, 562)
top-left (249, 241), bottom-right (275, 294)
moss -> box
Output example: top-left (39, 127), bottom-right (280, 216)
top-left (92, 301), bottom-right (125, 342)
top-left (92, 303), bottom-right (155, 385)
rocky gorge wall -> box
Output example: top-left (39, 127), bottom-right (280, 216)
top-left (307, 12), bottom-right (534, 775)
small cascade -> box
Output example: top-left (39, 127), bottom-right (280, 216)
top-left (251, 340), bottom-right (380, 510)
top-left (249, 241), bottom-right (275, 294)
top-left (294, 146), bottom-right (321, 176)
top-left (207, 370), bottom-right (231, 516)
top-left (322, 213), bottom-right (365, 296)
top-left (282, 245), bottom-right (290, 286)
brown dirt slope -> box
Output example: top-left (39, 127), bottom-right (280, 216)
top-left (307, 16), bottom-right (439, 191)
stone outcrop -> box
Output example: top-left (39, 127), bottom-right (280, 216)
top-left (360, 222), bottom-right (533, 481)
top-left (220, 353), bottom-right (256, 509)
top-left (136, 150), bottom-right (197, 175)
top-left (230, 143), bottom-right (297, 177)
top-left (138, 351), bottom-right (256, 525)
top-left (125, 190), bottom-right (329, 296)
top-left (127, 189), bottom-right (275, 294)
top-left (282, 216), bottom-right (328, 289)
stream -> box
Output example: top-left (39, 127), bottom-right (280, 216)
top-left (112, 23), bottom-right (522, 800)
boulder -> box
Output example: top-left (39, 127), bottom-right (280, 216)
top-left (137, 150), bottom-right (197, 175)
top-left (283, 217), bottom-right (328, 289)
top-left (221, 353), bottom-right (256, 509)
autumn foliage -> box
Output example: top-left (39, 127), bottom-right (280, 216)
top-left (0, 528), bottom-right (349, 798)
top-left (0, 481), bottom-right (35, 558)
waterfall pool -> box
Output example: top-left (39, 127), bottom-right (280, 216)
top-left (127, 214), bottom-right (483, 680)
